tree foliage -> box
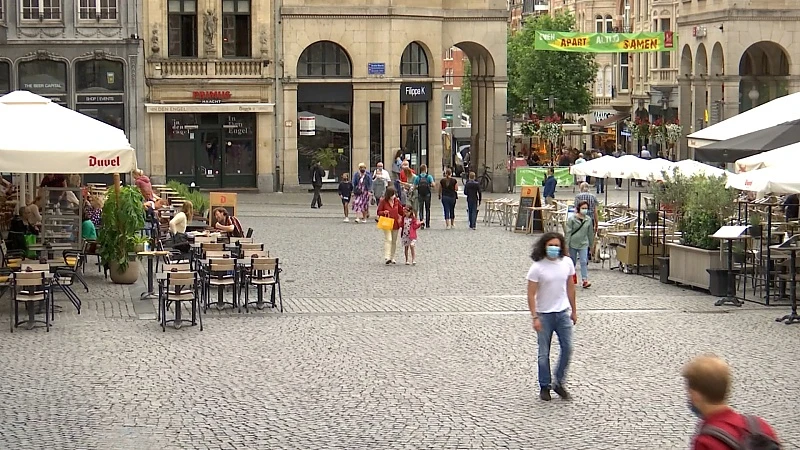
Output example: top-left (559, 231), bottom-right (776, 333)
top-left (461, 59), bottom-right (472, 118)
top-left (508, 11), bottom-right (598, 115)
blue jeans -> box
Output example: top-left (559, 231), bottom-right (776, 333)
top-left (467, 199), bottom-right (478, 228)
top-left (596, 178), bottom-right (604, 193)
top-left (569, 247), bottom-right (589, 281)
top-left (442, 196), bottom-right (456, 220)
top-left (537, 310), bottom-right (574, 389)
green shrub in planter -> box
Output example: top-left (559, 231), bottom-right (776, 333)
top-left (98, 186), bottom-right (145, 274)
top-left (167, 180), bottom-right (210, 217)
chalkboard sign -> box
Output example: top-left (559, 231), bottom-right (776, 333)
top-left (515, 186), bottom-right (542, 233)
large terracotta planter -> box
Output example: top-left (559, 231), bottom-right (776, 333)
top-left (109, 259), bottom-right (140, 285)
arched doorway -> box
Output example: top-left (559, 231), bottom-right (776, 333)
top-left (739, 41), bottom-right (790, 112)
top-left (451, 41), bottom-right (499, 189)
top-left (709, 43), bottom-right (725, 124)
top-left (694, 44), bottom-right (708, 132)
top-left (295, 40), bottom-right (353, 184)
top-left (399, 41), bottom-right (431, 171)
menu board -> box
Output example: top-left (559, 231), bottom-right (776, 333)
top-left (515, 185), bottom-right (542, 233)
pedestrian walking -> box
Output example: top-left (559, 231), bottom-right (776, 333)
top-left (400, 205), bottom-right (421, 265)
top-left (574, 153), bottom-right (586, 185)
top-left (351, 163), bottom-right (373, 223)
top-left (413, 164), bottom-right (434, 229)
top-left (542, 168), bottom-right (557, 205)
top-left (612, 147), bottom-right (623, 190)
top-left (391, 150), bottom-right (403, 181)
top-left (438, 168), bottom-right (458, 229)
top-left (338, 173), bottom-right (353, 222)
top-left (526, 232), bottom-right (577, 402)
top-left (377, 186), bottom-right (403, 265)
top-left (683, 354), bottom-right (781, 450)
top-left (464, 172), bottom-right (482, 230)
top-left (373, 162), bottom-right (390, 204)
top-left (566, 200), bottom-right (593, 288)
top-left (310, 162), bottom-right (325, 209)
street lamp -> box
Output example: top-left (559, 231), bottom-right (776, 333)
top-left (748, 85), bottom-right (760, 108)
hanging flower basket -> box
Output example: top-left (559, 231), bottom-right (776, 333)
top-left (665, 123), bottom-right (683, 144)
top-left (537, 113), bottom-right (564, 143)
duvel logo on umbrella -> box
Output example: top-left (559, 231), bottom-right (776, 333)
top-left (88, 156), bottom-right (121, 167)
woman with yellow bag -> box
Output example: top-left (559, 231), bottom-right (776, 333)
top-left (377, 186), bottom-right (403, 265)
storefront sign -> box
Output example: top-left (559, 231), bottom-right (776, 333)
top-left (400, 83), bottom-right (432, 102)
top-left (192, 90), bottom-right (232, 101)
top-left (367, 63), bottom-right (385, 75)
top-left (534, 31), bottom-right (677, 53)
top-left (77, 94), bottom-right (124, 104)
top-left (22, 81), bottom-right (64, 90)
top-left (146, 103), bottom-right (275, 114)
top-left (592, 110), bottom-right (616, 123)
top-left (299, 116), bottom-right (315, 136)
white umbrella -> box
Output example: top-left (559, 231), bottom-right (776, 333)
top-left (0, 90), bottom-right (136, 173)
top-left (726, 166), bottom-right (800, 194)
top-left (608, 155), bottom-right (649, 179)
top-left (630, 158), bottom-right (674, 180)
top-left (569, 155), bottom-right (617, 177)
top-left (733, 141), bottom-right (800, 173)
top-left (669, 159), bottom-right (727, 179)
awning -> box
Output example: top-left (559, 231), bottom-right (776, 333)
top-left (591, 113), bottom-right (629, 129)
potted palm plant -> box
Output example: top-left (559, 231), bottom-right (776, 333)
top-left (749, 212), bottom-right (762, 239)
top-left (315, 148), bottom-right (341, 179)
top-left (98, 185), bottom-right (145, 284)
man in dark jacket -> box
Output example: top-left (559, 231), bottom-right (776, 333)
top-left (464, 172), bottom-right (482, 230)
top-left (310, 163), bottom-right (325, 208)
top-left (542, 168), bottom-right (557, 205)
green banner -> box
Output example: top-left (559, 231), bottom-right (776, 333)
top-left (516, 167), bottom-right (573, 187)
top-left (534, 31), bottom-right (677, 53)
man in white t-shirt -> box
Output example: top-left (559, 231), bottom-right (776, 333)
top-left (526, 233), bottom-right (578, 401)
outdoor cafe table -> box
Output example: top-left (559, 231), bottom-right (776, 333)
top-left (186, 221), bottom-right (210, 232)
top-left (138, 251), bottom-right (170, 300)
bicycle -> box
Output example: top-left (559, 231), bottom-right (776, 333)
top-left (479, 164), bottom-right (492, 192)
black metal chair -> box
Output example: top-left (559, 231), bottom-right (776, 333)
top-left (159, 270), bottom-right (202, 331)
top-left (11, 271), bottom-right (50, 332)
top-left (53, 268), bottom-right (82, 315)
top-left (245, 228), bottom-right (254, 238)
top-left (62, 250), bottom-right (89, 292)
top-left (243, 257), bottom-right (283, 312)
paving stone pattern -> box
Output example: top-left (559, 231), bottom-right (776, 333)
top-left (0, 196), bottom-right (798, 449)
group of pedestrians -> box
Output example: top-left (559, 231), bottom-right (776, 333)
top-left (526, 231), bottom-right (782, 449)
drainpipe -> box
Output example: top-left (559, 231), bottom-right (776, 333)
top-left (273, 0), bottom-right (284, 192)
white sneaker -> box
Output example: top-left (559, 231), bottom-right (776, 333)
top-left (446, 224), bottom-right (451, 230)
top-left (343, 217), bottom-right (349, 222)
top-left (354, 219), bottom-right (360, 223)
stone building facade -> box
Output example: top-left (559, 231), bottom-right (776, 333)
top-left (0, 0), bottom-right (145, 181)
top-left (143, 0), bottom-right (509, 192)
top-left (678, 0), bottom-right (800, 156)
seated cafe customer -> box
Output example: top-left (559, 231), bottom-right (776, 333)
top-left (81, 210), bottom-right (97, 241)
top-left (169, 201), bottom-right (193, 235)
top-left (213, 207), bottom-right (244, 238)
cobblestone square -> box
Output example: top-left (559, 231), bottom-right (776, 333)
top-left (0, 192), bottom-right (798, 449)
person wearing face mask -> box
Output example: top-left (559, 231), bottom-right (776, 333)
top-left (351, 163), bottom-right (373, 223)
top-left (682, 355), bottom-right (780, 450)
top-left (526, 232), bottom-right (577, 402)
top-left (566, 200), bottom-right (593, 289)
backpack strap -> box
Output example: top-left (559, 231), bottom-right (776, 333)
top-left (743, 415), bottom-right (762, 434)
top-left (700, 425), bottom-right (744, 450)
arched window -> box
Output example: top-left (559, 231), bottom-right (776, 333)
top-left (595, 15), bottom-right (603, 33)
top-left (400, 42), bottom-right (429, 76)
top-left (297, 41), bottom-right (351, 78)
top-left (605, 14), bottom-right (613, 33)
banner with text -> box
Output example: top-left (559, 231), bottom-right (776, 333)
top-left (534, 31), bottom-right (676, 53)
top-left (516, 167), bottom-right (573, 187)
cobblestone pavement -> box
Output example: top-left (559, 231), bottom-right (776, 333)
top-left (1, 195), bottom-right (799, 450)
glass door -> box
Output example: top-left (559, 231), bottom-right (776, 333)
top-left (195, 130), bottom-right (222, 189)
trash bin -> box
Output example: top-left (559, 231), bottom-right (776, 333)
top-left (657, 257), bottom-right (671, 284)
top-left (707, 268), bottom-right (736, 297)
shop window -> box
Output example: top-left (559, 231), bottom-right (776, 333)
top-left (78, 0), bottom-right (117, 20)
top-left (75, 59), bottom-right (124, 92)
top-left (21, 0), bottom-right (61, 20)
top-left (222, 0), bottom-right (250, 57)
top-left (168, 0), bottom-right (198, 57)
top-left (400, 42), bottom-right (429, 76)
top-left (298, 41), bottom-right (352, 78)
top-left (369, 102), bottom-right (384, 169)
top-left (223, 114), bottom-right (256, 177)
top-left (400, 102), bottom-right (428, 169)
top-left (18, 59), bottom-right (67, 104)
top-left (0, 61), bottom-right (9, 95)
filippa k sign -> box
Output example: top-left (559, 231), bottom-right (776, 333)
top-left (400, 82), bottom-right (432, 102)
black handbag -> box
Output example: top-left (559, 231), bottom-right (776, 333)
top-left (172, 232), bottom-right (190, 253)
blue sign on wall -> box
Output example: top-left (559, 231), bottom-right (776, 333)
top-left (368, 63), bottom-right (385, 75)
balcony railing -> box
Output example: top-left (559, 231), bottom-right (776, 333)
top-left (651, 68), bottom-right (678, 84)
top-left (148, 58), bottom-right (268, 79)
top-left (593, 97), bottom-right (612, 107)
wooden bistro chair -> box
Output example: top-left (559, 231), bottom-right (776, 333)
top-left (159, 270), bottom-right (202, 331)
top-left (243, 256), bottom-right (283, 312)
top-left (203, 258), bottom-right (238, 312)
top-left (11, 271), bottom-right (50, 332)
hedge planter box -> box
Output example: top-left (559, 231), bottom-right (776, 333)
top-left (667, 243), bottom-right (724, 290)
